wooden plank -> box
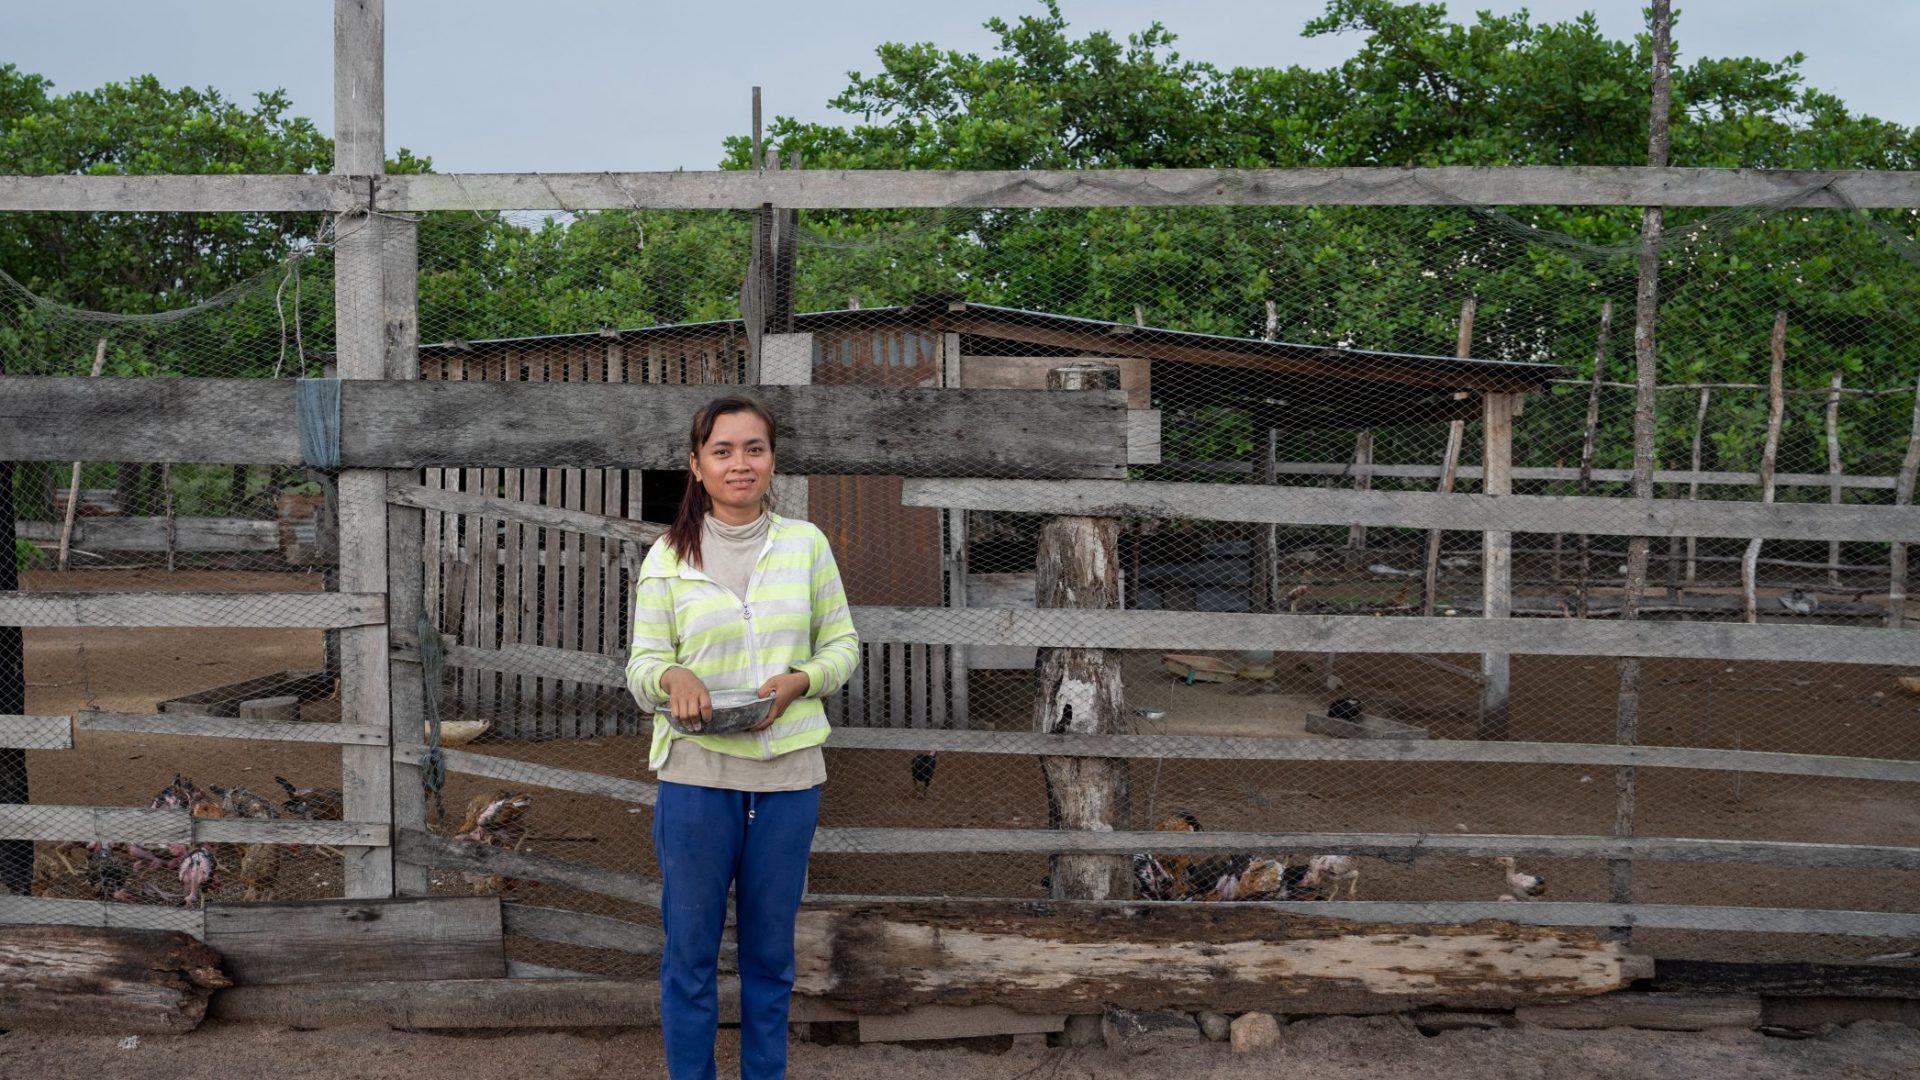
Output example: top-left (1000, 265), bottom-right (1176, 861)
top-left (792, 901), bottom-right (1638, 1015)
top-left (395, 828), bottom-right (661, 906)
top-left (0, 379), bottom-right (1128, 478)
top-left (0, 924), bottom-right (230, 1034)
top-left (0, 895), bottom-right (204, 934)
top-left (0, 803), bottom-right (383, 846)
top-left (207, 976), bottom-right (855, 1027)
top-left (809, 825), bottom-right (1920, 870)
top-left (1480, 392), bottom-right (1515, 740)
top-left (1652, 959), bottom-right (1920, 999)
top-left (389, 476), bottom-right (430, 895)
top-left (558, 451), bottom-right (582, 740)
top-left (861, 1005), bottom-right (1065, 1043)
top-left (822, 727), bottom-right (1920, 783)
top-left (800, 897), bottom-right (1920, 940)
top-left (0, 591), bottom-right (383, 628)
top-left (75, 710), bottom-right (388, 745)
top-left (1518, 992), bottom-right (1761, 1031)
top-left (432, 640), bottom-right (624, 688)
top-left (501, 902), bottom-right (664, 955)
top-left (15, 516), bottom-right (281, 553)
top-left (1260, 462), bottom-right (1902, 491)
top-left (11, 167), bottom-right (1920, 214)
top-left (900, 477), bottom-right (1920, 544)
top-left (392, 743), bottom-right (656, 805)
top-left (204, 896), bottom-right (503, 985)
top-left (337, 470), bottom-right (393, 898)
top-left (0, 715), bottom-right (71, 749)
top-left (887, 642), bottom-right (906, 728)
top-left (847, 605), bottom-right (1920, 666)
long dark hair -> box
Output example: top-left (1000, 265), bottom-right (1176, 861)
top-left (663, 395), bottom-right (778, 569)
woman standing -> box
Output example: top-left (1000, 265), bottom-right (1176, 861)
top-left (626, 395), bottom-right (859, 1080)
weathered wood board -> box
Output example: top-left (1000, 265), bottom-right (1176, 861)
top-left (204, 896), bottom-right (503, 986)
top-left (0, 378), bottom-right (1126, 478)
top-left (791, 902), bottom-right (1641, 1015)
top-left (0, 924), bottom-right (230, 1033)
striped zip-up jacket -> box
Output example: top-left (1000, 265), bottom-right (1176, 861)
top-left (626, 513), bottom-right (859, 770)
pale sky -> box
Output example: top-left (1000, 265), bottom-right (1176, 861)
top-left (5, 1), bottom-right (1916, 173)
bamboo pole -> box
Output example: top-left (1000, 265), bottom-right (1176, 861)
top-left (1826, 371), bottom-right (1845, 589)
top-left (1890, 370), bottom-right (1920, 629)
top-left (55, 338), bottom-right (109, 571)
top-left (1614, 0), bottom-right (1673, 931)
top-left (1422, 297), bottom-right (1475, 616)
top-left (1742, 313), bottom-right (1788, 624)
top-left (1684, 388), bottom-right (1710, 589)
top-left (1574, 302), bottom-right (1611, 618)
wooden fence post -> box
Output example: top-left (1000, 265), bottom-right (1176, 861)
top-left (1037, 362), bottom-right (1128, 1047)
top-left (941, 331), bottom-right (970, 729)
top-left (1477, 391), bottom-right (1516, 740)
top-left (1891, 370), bottom-right (1920, 629)
top-left (335, 0), bottom-right (395, 898)
top-left (1422, 297), bottom-right (1475, 616)
top-left (382, 216), bottom-right (426, 896)
top-left (1741, 314), bottom-right (1786, 624)
top-left (1826, 371), bottom-right (1845, 590)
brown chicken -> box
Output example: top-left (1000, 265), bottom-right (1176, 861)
top-left (275, 775), bottom-right (344, 820)
top-left (451, 791), bottom-right (535, 895)
top-left (208, 784), bottom-right (281, 901)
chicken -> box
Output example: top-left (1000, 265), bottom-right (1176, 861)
top-left (150, 774), bottom-right (204, 811)
top-left (208, 784), bottom-right (281, 901)
top-left (1303, 854), bottom-right (1360, 899)
top-left (1779, 589), bottom-right (1817, 616)
top-left (1186, 852), bottom-right (1253, 902)
top-left (1494, 856), bottom-right (1546, 899)
top-left (910, 752), bottom-right (937, 798)
top-left (1209, 856), bottom-right (1309, 902)
top-left (1326, 698), bottom-right (1363, 721)
top-left (1132, 853), bottom-right (1178, 900)
top-left (452, 792), bottom-right (535, 895)
top-left (1148, 812), bottom-right (1202, 898)
top-left (177, 845), bottom-right (218, 908)
top-left (275, 775), bottom-right (344, 820)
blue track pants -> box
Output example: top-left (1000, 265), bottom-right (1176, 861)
top-left (653, 781), bottom-right (820, 1080)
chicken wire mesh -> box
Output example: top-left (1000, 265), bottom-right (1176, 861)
top-left (4, 194), bottom-right (1919, 967)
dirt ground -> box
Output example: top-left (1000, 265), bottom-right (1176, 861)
top-left (4, 1016), bottom-right (1920, 1080)
top-left (16, 567), bottom-right (1920, 968)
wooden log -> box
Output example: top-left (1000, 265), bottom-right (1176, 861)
top-left (1036, 364), bottom-right (1129, 906)
top-left (0, 591), bottom-right (383, 628)
top-left (790, 901), bottom-right (1640, 1016)
top-left (1479, 392), bottom-right (1516, 739)
top-left (1423, 299), bottom-right (1476, 616)
top-left (12, 166), bottom-right (1920, 215)
top-left (208, 976), bottom-right (855, 1027)
top-left (0, 378), bottom-right (1128, 479)
top-left (1653, 959), bottom-right (1920, 999)
top-left (899, 478), bottom-right (1920, 544)
top-left (1826, 371), bottom-right (1845, 588)
top-left (204, 896), bottom-right (502, 985)
top-left (1891, 368), bottom-right (1920, 628)
top-left (1611, 0), bottom-right (1674, 933)
top-left (1742, 313), bottom-right (1787, 624)
top-left (0, 924), bottom-right (230, 1033)
top-left (1517, 992), bottom-right (1760, 1031)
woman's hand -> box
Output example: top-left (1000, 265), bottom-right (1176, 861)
top-left (752, 671), bottom-right (811, 730)
top-left (660, 667), bottom-right (712, 731)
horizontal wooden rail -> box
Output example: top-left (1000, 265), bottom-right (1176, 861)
top-left (8, 167), bottom-right (1916, 212)
top-left (387, 484), bottom-right (667, 547)
top-left (395, 828), bottom-right (661, 906)
top-left (849, 605), bottom-right (1920, 666)
top-left (392, 744), bottom-right (656, 805)
top-left (501, 902), bottom-right (666, 956)
top-left (1256, 461), bottom-right (1901, 492)
top-left (0, 804), bottom-right (386, 846)
top-left (0, 378), bottom-right (1125, 478)
top-left (810, 826), bottom-right (1920, 870)
top-left (0, 715), bottom-right (72, 749)
top-left (75, 710), bottom-right (386, 745)
top-left (0, 895), bottom-right (206, 934)
top-left (0, 591), bottom-right (383, 629)
top-left (826, 727), bottom-right (1920, 781)
top-left (800, 895), bottom-right (1920, 939)
top-left (15, 516), bottom-right (282, 552)
top-left (902, 478), bottom-right (1920, 543)
top-left (431, 641), bottom-right (625, 686)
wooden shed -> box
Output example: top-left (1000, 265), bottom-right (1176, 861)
top-left (412, 297), bottom-right (1557, 736)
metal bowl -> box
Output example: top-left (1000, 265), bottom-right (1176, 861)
top-left (664, 688), bottom-right (774, 736)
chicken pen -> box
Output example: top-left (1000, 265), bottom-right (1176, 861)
top-left (5, 6), bottom-right (1920, 1037)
